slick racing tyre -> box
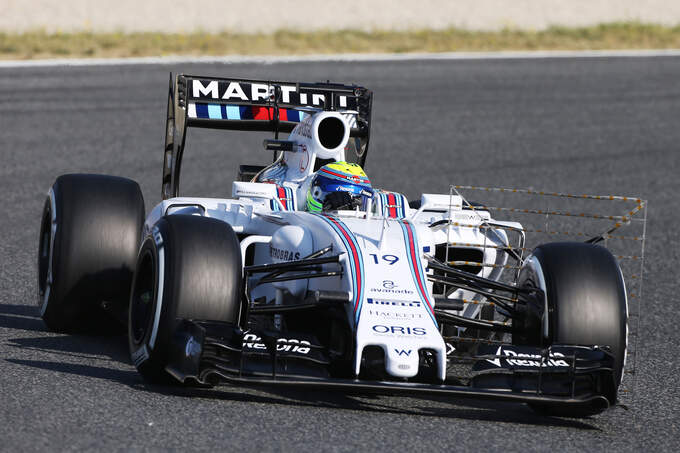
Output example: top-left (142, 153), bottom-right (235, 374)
top-left (38, 174), bottom-right (145, 333)
top-left (128, 215), bottom-right (242, 384)
top-left (519, 242), bottom-right (627, 417)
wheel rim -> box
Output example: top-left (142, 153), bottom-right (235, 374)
top-left (38, 191), bottom-right (57, 316)
top-left (130, 249), bottom-right (156, 346)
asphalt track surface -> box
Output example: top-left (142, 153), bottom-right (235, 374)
top-left (1, 56), bottom-right (679, 451)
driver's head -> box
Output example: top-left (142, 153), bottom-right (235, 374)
top-left (306, 161), bottom-right (372, 212)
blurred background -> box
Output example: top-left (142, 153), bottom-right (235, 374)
top-left (1, 0), bottom-right (679, 59)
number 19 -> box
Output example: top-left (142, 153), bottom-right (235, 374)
top-left (369, 254), bottom-right (399, 265)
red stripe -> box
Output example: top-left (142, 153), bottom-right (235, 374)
top-left (387, 193), bottom-right (397, 218)
top-left (320, 168), bottom-right (370, 185)
top-left (328, 216), bottom-right (362, 313)
top-left (253, 107), bottom-right (273, 120)
top-left (279, 108), bottom-right (288, 122)
top-left (404, 221), bottom-right (434, 314)
top-left (277, 186), bottom-right (287, 209)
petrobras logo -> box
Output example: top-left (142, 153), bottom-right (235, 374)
top-left (371, 325), bottom-right (427, 336)
top-left (269, 245), bottom-right (301, 262)
top-left (486, 346), bottom-right (570, 368)
top-left (191, 79), bottom-right (351, 108)
top-left (242, 333), bottom-right (311, 354)
top-left (292, 116), bottom-right (314, 139)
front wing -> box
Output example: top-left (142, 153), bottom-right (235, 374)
top-left (165, 319), bottom-right (617, 415)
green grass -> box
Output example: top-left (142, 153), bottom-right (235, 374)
top-left (1, 22), bottom-right (679, 60)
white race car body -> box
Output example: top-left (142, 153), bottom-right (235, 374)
top-left (37, 74), bottom-right (645, 415)
top-left (146, 107), bottom-right (517, 381)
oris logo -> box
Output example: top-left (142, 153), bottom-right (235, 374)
top-left (372, 325), bottom-right (426, 336)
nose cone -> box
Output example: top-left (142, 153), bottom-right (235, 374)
top-left (384, 346), bottom-right (420, 378)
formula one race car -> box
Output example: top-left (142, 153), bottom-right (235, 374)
top-left (37, 74), bottom-right (647, 417)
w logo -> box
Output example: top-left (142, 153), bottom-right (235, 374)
top-left (395, 349), bottom-right (411, 357)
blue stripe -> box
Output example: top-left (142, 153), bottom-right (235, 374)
top-left (315, 214), bottom-right (364, 324)
top-left (398, 220), bottom-right (438, 327)
top-left (240, 105), bottom-right (253, 119)
top-left (196, 104), bottom-right (308, 123)
top-left (195, 103), bottom-right (209, 119)
top-left (207, 104), bottom-right (222, 119)
top-left (285, 187), bottom-right (294, 210)
top-left (226, 105), bottom-right (241, 120)
top-left (379, 192), bottom-right (406, 218)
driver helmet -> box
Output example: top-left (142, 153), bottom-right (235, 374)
top-left (306, 161), bottom-right (372, 212)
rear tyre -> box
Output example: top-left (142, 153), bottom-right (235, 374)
top-left (38, 174), bottom-right (145, 333)
top-left (128, 215), bottom-right (242, 384)
top-left (519, 242), bottom-right (627, 417)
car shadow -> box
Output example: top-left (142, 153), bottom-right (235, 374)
top-left (6, 354), bottom-right (602, 430)
top-left (1, 302), bottom-right (130, 364)
top-left (3, 302), bottom-right (603, 429)
top-left (0, 303), bottom-right (47, 333)
top-left (206, 385), bottom-right (603, 430)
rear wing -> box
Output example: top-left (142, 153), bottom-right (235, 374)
top-left (162, 73), bottom-right (373, 199)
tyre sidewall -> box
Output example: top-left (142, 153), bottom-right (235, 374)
top-left (38, 174), bottom-right (145, 332)
top-left (128, 215), bottom-right (243, 383)
top-left (129, 220), bottom-right (177, 381)
top-left (529, 242), bottom-right (627, 385)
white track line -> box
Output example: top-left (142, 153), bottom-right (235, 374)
top-left (1, 49), bottom-right (679, 67)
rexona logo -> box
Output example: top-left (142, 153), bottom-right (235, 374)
top-left (242, 333), bottom-right (311, 354)
top-left (372, 325), bottom-right (426, 336)
top-left (486, 346), bottom-right (569, 367)
top-left (269, 245), bottom-right (301, 261)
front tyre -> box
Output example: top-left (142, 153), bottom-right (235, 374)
top-left (519, 242), bottom-right (628, 417)
top-left (128, 215), bottom-right (242, 384)
top-left (38, 174), bottom-right (145, 333)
